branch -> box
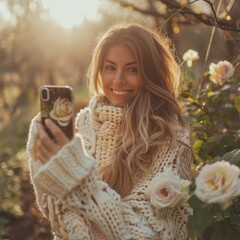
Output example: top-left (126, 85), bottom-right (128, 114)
top-left (111, 0), bottom-right (240, 32)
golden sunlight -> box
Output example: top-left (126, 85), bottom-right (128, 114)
top-left (41, 0), bottom-right (101, 29)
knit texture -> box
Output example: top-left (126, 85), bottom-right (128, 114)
top-left (27, 96), bottom-right (192, 240)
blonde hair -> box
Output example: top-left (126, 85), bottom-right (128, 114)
top-left (87, 23), bottom-right (186, 196)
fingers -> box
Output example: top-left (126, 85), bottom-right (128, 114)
top-left (37, 140), bottom-right (54, 164)
top-left (36, 119), bottom-right (70, 164)
top-left (38, 123), bottom-right (59, 151)
top-left (45, 119), bottom-right (69, 146)
top-left (37, 122), bottom-right (61, 163)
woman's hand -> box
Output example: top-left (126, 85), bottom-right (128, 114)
top-left (37, 115), bottom-right (70, 164)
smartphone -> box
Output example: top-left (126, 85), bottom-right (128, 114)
top-left (39, 85), bottom-right (74, 140)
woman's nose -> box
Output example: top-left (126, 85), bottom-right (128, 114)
top-left (113, 70), bottom-right (126, 85)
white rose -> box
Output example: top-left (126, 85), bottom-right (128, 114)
top-left (183, 49), bottom-right (199, 67)
top-left (195, 161), bottom-right (240, 209)
top-left (50, 97), bottom-right (73, 126)
top-left (145, 168), bottom-right (191, 209)
top-left (209, 60), bottom-right (234, 85)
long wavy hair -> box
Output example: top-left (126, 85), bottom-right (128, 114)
top-left (87, 23), bottom-right (187, 196)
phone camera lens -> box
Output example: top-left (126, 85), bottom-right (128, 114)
top-left (41, 88), bottom-right (49, 101)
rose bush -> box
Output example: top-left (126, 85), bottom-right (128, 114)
top-left (181, 51), bottom-right (240, 239)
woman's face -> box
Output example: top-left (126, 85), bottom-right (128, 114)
top-left (101, 43), bottom-right (141, 107)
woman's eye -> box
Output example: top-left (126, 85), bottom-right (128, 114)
top-left (104, 65), bottom-right (115, 71)
top-left (127, 67), bottom-right (138, 73)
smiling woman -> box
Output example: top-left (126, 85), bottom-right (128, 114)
top-left (26, 22), bottom-right (193, 240)
top-left (41, 0), bottom-right (101, 28)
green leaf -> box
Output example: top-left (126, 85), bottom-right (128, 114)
top-left (208, 135), bottom-right (222, 144)
top-left (187, 195), bottom-right (215, 237)
top-left (233, 95), bottom-right (240, 112)
top-left (230, 215), bottom-right (240, 225)
top-left (191, 122), bottom-right (203, 129)
top-left (220, 84), bottom-right (231, 91)
top-left (221, 149), bottom-right (240, 167)
top-left (183, 116), bottom-right (197, 124)
top-left (193, 140), bottom-right (205, 154)
top-left (214, 225), bottom-right (240, 240)
top-left (187, 97), bottom-right (195, 103)
top-left (207, 91), bottom-right (217, 97)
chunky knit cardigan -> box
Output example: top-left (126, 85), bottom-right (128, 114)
top-left (27, 96), bottom-right (192, 240)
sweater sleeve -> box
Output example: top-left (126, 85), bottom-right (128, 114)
top-left (26, 115), bottom-right (94, 240)
top-left (32, 131), bottom-right (192, 240)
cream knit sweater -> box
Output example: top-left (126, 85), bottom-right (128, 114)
top-left (27, 96), bottom-right (192, 240)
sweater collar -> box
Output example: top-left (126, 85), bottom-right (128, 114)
top-left (89, 96), bottom-right (123, 125)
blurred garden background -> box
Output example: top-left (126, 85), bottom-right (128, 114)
top-left (0, 0), bottom-right (239, 239)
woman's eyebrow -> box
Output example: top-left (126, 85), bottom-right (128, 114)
top-left (104, 60), bottom-right (137, 66)
top-left (104, 60), bottom-right (116, 65)
top-left (125, 61), bottom-right (137, 66)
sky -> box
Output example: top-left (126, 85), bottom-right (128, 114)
top-left (41, 0), bottom-right (101, 28)
top-left (0, 0), bottom-right (102, 29)
top-left (0, 1), bottom-right (12, 22)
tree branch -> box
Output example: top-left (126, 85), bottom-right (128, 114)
top-left (110, 0), bottom-right (240, 32)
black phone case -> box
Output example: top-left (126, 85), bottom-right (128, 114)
top-left (39, 85), bottom-right (74, 140)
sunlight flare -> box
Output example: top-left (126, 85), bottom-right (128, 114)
top-left (41, 0), bottom-right (101, 28)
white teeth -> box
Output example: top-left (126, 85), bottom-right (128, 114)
top-left (112, 90), bottom-right (130, 95)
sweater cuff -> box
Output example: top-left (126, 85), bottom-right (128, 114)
top-left (26, 114), bottom-right (39, 160)
top-left (33, 135), bottom-right (95, 198)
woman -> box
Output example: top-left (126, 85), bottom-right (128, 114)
top-left (27, 23), bottom-right (192, 239)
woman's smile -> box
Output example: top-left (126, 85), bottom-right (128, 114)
top-left (111, 89), bottom-right (131, 95)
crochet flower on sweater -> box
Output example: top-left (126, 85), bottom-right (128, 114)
top-left (27, 96), bottom-right (192, 240)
